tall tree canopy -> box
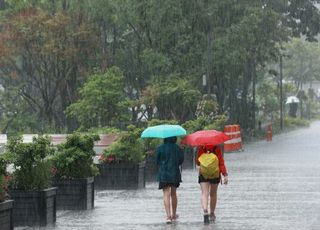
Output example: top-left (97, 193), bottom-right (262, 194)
top-left (0, 0), bottom-right (320, 134)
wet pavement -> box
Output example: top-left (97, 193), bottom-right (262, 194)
top-left (29, 121), bottom-right (320, 229)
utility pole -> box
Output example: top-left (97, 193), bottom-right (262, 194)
top-left (279, 55), bottom-right (283, 131)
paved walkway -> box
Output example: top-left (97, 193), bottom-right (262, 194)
top-left (39, 121), bottom-right (320, 229)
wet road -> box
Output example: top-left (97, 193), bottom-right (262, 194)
top-left (35, 121), bottom-right (320, 229)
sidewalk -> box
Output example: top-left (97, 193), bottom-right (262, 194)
top-left (38, 121), bottom-right (320, 229)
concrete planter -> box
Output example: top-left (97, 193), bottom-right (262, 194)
top-left (54, 177), bottom-right (94, 210)
top-left (182, 147), bottom-right (195, 169)
top-left (95, 161), bottom-right (146, 190)
top-left (9, 187), bottom-right (57, 227)
top-left (145, 155), bottom-right (158, 182)
top-left (0, 200), bottom-right (14, 230)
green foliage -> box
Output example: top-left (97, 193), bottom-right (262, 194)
top-left (2, 0), bottom-right (320, 133)
top-left (0, 156), bottom-right (8, 202)
top-left (0, 87), bottom-right (41, 135)
top-left (102, 125), bottom-right (145, 163)
top-left (5, 136), bottom-right (54, 191)
top-left (256, 79), bottom-right (279, 120)
top-left (0, 175), bottom-right (7, 202)
top-left (267, 117), bottom-right (310, 135)
top-left (195, 98), bottom-right (219, 120)
top-left (204, 114), bottom-right (228, 131)
top-left (309, 101), bottom-right (320, 119)
top-left (0, 7), bottom-right (98, 132)
top-left (182, 116), bottom-right (208, 133)
top-left (147, 119), bottom-right (178, 126)
top-left (88, 126), bottom-right (121, 135)
top-left (284, 38), bottom-right (320, 90)
top-left (52, 133), bottom-right (100, 179)
top-left (142, 138), bottom-right (161, 156)
top-left (182, 114), bottom-right (227, 133)
top-left (141, 76), bottom-right (201, 122)
top-left (283, 117), bottom-right (310, 128)
top-left (66, 67), bottom-right (129, 130)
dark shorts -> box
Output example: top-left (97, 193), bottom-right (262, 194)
top-left (198, 174), bottom-right (220, 184)
top-left (158, 182), bottom-right (180, 190)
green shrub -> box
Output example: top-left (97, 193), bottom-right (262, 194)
top-left (143, 138), bottom-right (161, 157)
top-left (147, 119), bottom-right (178, 126)
top-left (101, 125), bottom-right (145, 163)
top-left (88, 126), bottom-right (121, 135)
top-left (0, 175), bottom-right (6, 202)
top-left (52, 133), bottom-right (100, 179)
top-left (204, 114), bottom-right (228, 131)
top-left (283, 117), bottom-right (310, 128)
top-left (0, 155), bottom-right (11, 202)
top-left (0, 157), bottom-right (6, 202)
top-left (182, 116), bottom-right (208, 133)
top-left (182, 115), bottom-right (228, 133)
top-left (5, 136), bottom-right (54, 191)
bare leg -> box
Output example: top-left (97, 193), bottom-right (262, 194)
top-left (163, 187), bottom-right (171, 219)
top-left (200, 182), bottom-right (210, 212)
top-left (210, 184), bottom-right (219, 216)
top-left (171, 187), bottom-right (177, 219)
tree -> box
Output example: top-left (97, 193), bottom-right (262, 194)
top-left (66, 67), bottom-right (129, 130)
top-left (0, 8), bottom-right (98, 131)
top-left (0, 86), bottom-right (40, 135)
top-left (284, 38), bottom-right (320, 90)
top-left (1, 0), bottom-right (320, 133)
top-left (141, 75), bottom-right (201, 122)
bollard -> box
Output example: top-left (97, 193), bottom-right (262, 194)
top-left (266, 124), bottom-right (272, 141)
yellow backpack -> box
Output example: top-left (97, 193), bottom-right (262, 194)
top-left (199, 152), bottom-right (220, 179)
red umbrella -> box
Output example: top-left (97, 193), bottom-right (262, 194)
top-left (181, 130), bottom-right (230, 147)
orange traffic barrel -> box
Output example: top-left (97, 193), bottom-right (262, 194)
top-left (224, 124), bottom-right (243, 152)
top-left (233, 124), bottom-right (242, 150)
top-left (223, 125), bottom-right (233, 152)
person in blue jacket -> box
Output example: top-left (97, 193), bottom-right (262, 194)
top-left (156, 136), bottom-right (184, 224)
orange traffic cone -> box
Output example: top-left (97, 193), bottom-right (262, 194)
top-left (266, 124), bottom-right (272, 141)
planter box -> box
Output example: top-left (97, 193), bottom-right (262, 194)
top-left (182, 147), bottom-right (195, 169)
top-left (54, 177), bottom-right (94, 210)
top-left (95, 161), bottom-right (146, 190)
top-left (145, 155), bottom-right (158, 182)
top-left (9, 187), bottom-right (57, 227)
top-left (0, 200), bottom-right (13, 230)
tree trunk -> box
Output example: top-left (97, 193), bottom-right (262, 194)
top-left (251, 59), bottom-right (256, 132)
top-left (240, 59), bottom-right (252, 130)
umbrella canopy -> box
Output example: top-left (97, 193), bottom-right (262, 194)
top-left (141, 124), bottom-right (187, 138)
top-left (286, 96), bottom-right (300, 104)
top-left (181, 130), bottom-right (230, 147)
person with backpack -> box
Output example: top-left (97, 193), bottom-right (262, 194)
top-left (156, 136), bottom-right (184, 224)
top-left (196, 145), bottom-right (228, 224)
